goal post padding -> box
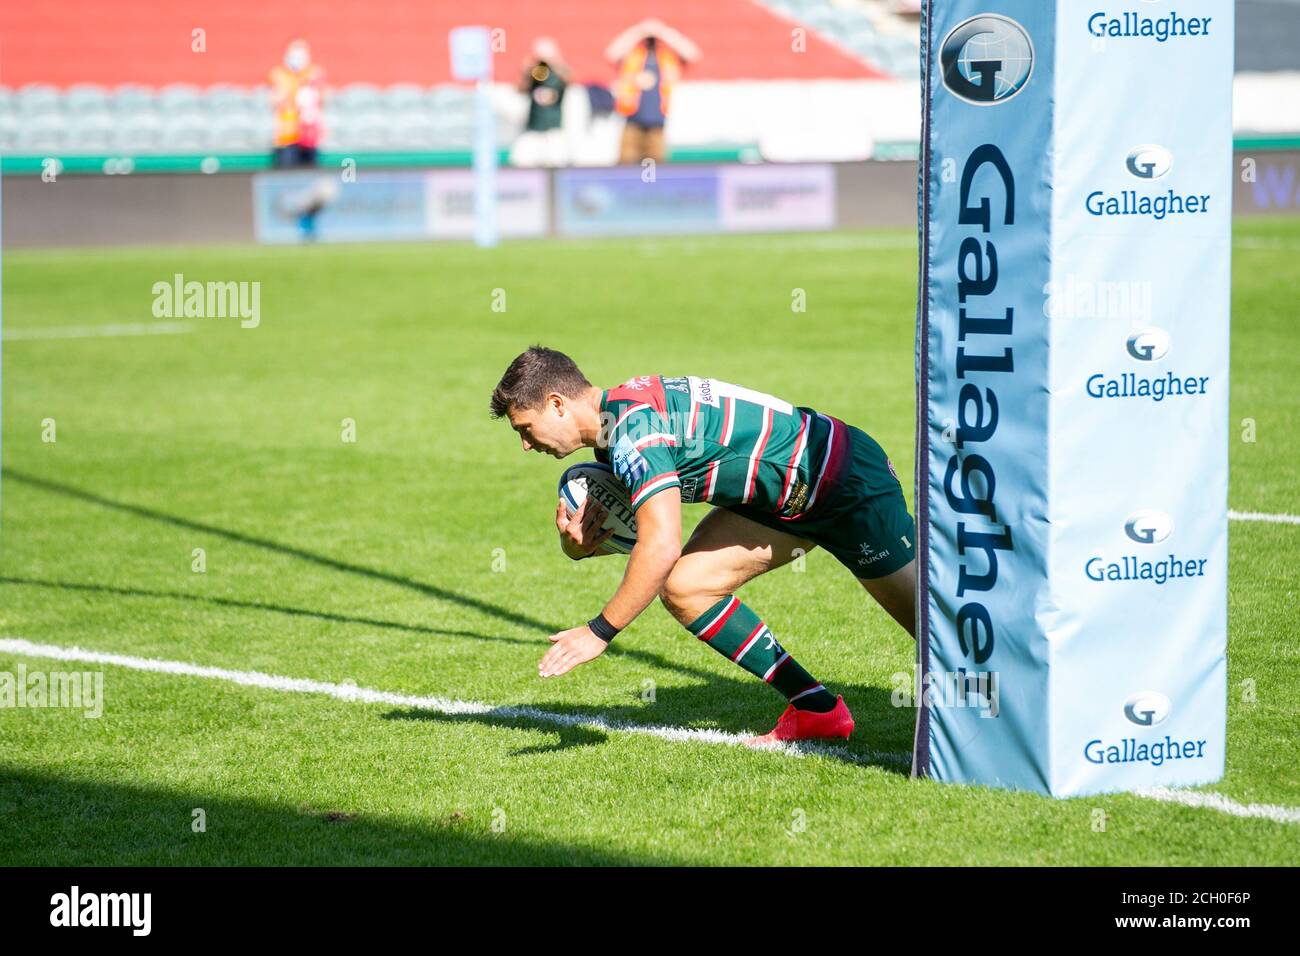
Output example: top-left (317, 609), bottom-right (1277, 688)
top-left (912, 0), bottom-right (1232, 797)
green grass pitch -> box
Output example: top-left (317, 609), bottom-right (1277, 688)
top-left (1, 219), bottom-right (1296, 865)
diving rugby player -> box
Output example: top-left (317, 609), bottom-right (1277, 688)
top-left (490, 346), bottom-right (916, 743)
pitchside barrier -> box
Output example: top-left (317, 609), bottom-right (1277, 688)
top-left (913, 0), bottom-right (1232, 796)
top-left (5, 148), bottom-right (1293, 246)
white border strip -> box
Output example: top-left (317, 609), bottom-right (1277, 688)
top-left (3, 637), bottom-right (1296, 824)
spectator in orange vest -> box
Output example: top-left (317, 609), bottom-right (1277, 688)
top-left (269, 39), bottom-right (326, 169)
top-left (605, 19), bottom-right (701, 166)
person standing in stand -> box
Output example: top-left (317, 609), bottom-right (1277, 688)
top-left (605, 19), bottom-right (701, 166)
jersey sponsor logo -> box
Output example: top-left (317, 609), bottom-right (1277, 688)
top-left (689, 376), bottom-right (718, 408)
top-left (783, 480), bottom-right (809, 516)
top-left (663, 376), bottom-right (690, 394)
top-left (607, 377), bottom-right (667, 416)
top-left (688, 376), bottom-right (795, 417)
top-left (611, 434), bottom-right (649, 487)
top-left (857, 541), bottom-right (892, 567)
top-left (679, 475), bottom-right (700, 503)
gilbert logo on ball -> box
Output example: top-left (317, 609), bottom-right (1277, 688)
top-left (558, 461), bottom-right (638, 554)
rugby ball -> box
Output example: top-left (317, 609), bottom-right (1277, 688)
top-left (558, 461), bottom-right (637, 554)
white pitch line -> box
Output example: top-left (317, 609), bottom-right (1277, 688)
top-left (2, 637), bottom-right (1296, 825)
top-left (1230, 509), bottom-right (1300, 526)
top-left (1135, 787), bottom-right (1300, 824)
top-left (1234, 238), bottom-right (1300, 250)
top-left (0, 638), bottom-right (906, 768)
top-left (2, 321), bottom-right (195, 342)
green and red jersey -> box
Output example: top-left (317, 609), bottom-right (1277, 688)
top-left (592, 375), bottom-right (874, 520)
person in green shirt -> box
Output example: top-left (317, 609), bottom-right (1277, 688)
top-left (514, 38), bottom-right (570, 167)
top-left (490, 346), bottom-right (917, 744)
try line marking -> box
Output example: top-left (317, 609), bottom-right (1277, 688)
top-left (1133, 787), bottom-right (1300, 824)
top-left (0, 637), bottom-right (904, 768)
top-left (1, 321), bottom-right (195, 342)
top-left (2, 637), bottom-right (1296, 824)
top-left (1229, 509), bottom-right (1300, 526)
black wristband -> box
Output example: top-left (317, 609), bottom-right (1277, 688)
top-left (587, 612), bottom-right (621, 643)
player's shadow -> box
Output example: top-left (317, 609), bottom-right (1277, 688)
top-left (384, 678), bottom-right (915, 774)
top-left (2, 466), bottom-right (558, 635)
top-left (0, 575), bottom-right (527, 645)
top-left (5, 467), bottom-right (918, 768)
top-left (3, 468), bottom-right (727, 678)
top-left (382, 708), bottom-right (612, 757)
top-left (0, 574), bottom-right (728, 683)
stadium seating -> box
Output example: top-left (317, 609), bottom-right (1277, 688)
top-left (759, 0), bottom-right (922, 78)
top-left (0, 81), bottom-right (470, 154)
top-left (0, 0), bottom-right (1295, 159)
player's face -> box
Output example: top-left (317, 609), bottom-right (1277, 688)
top-left (508, 397), bottom-right (579, 458)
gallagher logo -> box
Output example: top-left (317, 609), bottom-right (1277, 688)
top-left (1123, 691), bottom-right (1171, 727)
top-left (1126, 144), bottom-right (1174, 180)
top-left (1125, 327), bottom-right (1171, 362)
top-left (1124, 509), bottom-right (1174, 545)
top-left (941, 15), bottom-right (1035, 105)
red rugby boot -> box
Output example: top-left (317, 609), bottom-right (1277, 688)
top-left (745, 695), bottom-right (854, 745)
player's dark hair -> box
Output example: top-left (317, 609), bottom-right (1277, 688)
top-left (490, 345), bottom-right (592, 418)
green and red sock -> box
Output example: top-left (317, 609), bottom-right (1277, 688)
top-left (686, 596), bottom-right (837, 712)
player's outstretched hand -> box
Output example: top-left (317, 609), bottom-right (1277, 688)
top-left (539, 625), bottom-right (609, 678)
top-left (556, 497), bottom-right (614, 558)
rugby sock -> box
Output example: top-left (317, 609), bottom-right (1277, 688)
top-left (686, 596), bottom-right (838, 713)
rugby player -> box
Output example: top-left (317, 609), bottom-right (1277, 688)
top-left (490, 346), bottom-right (916, 744)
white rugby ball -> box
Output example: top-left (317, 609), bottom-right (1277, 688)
top-left (558, 461), bottom-right (638, 554)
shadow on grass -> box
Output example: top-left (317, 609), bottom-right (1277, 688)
top-left (0, 574), bottom-right (727, 683)
top-left (2, 467), bottom-right (557, 635)
top-left (383, 678), bottom-right (915, 775)
top-left (2, 469), bottom-right (918, 764)
top-left (0, 769), bottom-right (673, 865)
top-left (0, 575), bottom-right (529, 644)
top-left (382, 709), bottom-right (613, 757)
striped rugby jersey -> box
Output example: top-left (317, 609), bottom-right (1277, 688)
top-left (592, 375), bottom-right (844, 517)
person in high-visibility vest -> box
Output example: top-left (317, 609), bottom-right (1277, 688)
top-left (269, 39), bottom-right (326, 169)
top-left (267, 39), bottom-right (334, 240)
top-left (604, 19), bottom-right (701, 165)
